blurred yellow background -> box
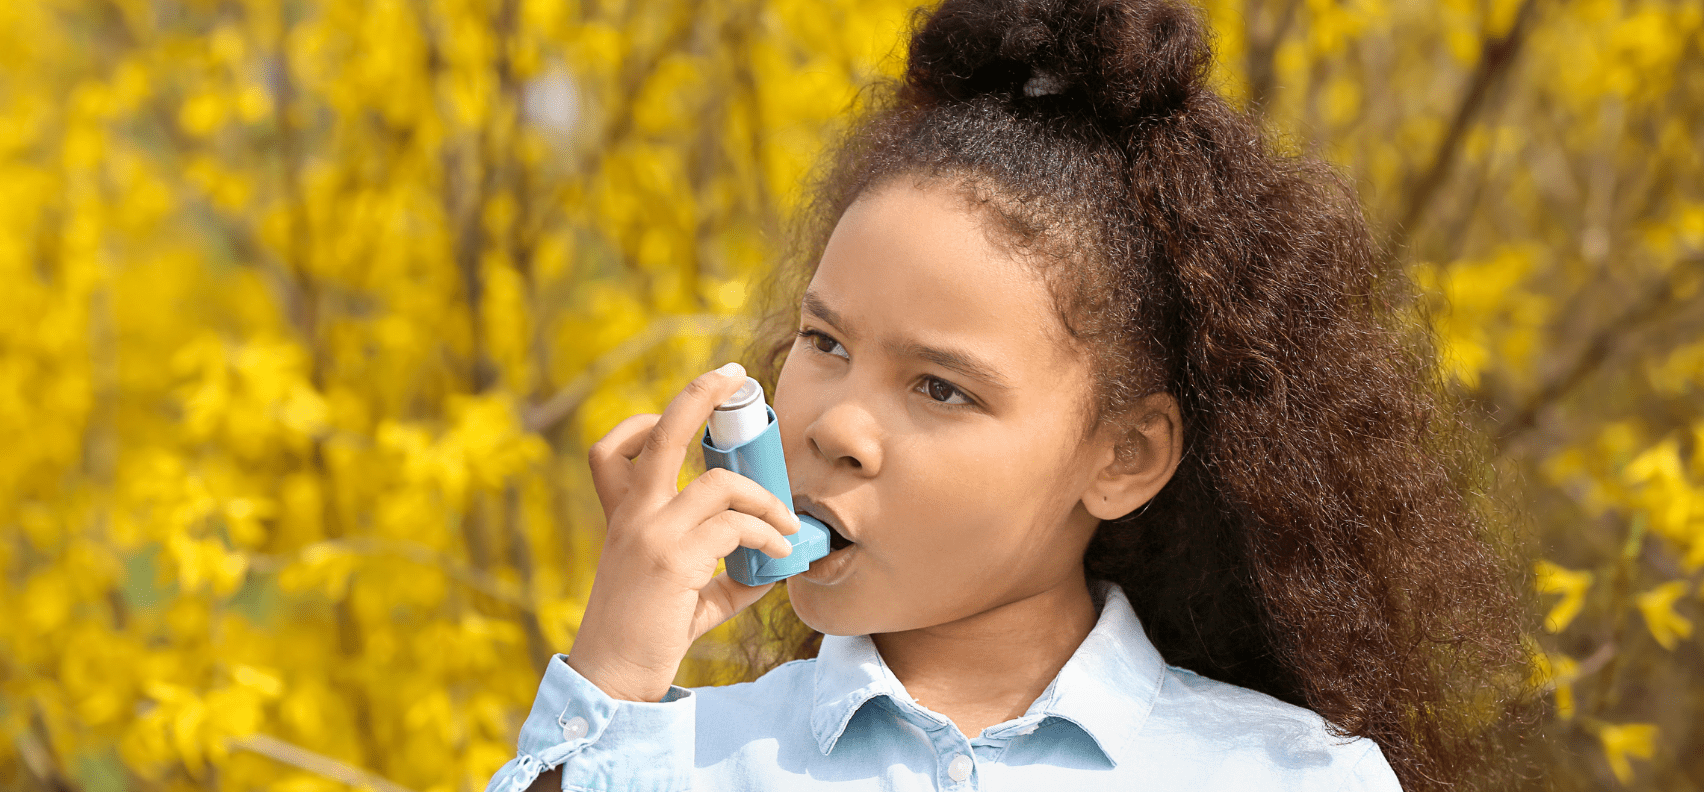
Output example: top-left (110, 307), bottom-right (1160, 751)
top-left (0, 0), bottom-right (1700, 790)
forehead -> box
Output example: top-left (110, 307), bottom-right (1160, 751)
top-left (807, 179), bottom-right (1076, 386)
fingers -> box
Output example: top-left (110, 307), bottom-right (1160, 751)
top-left (587, 413), bottom-right (664, 521)
top-left (640, 470), bottom-right (797, 562)
top-left (671, 466), bottom-right (797, 545)
top-left (691, 573), bottom-right (776, 640)
top-left (685, 509), bottom-right (797, 563)
top-left (633, 365), bottom-right (750, 496)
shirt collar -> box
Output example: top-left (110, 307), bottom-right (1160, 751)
top-left (809, 580), bottom-right (1166, 766)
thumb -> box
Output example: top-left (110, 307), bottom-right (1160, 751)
top-left (691, 573), bottom-right (776, 641)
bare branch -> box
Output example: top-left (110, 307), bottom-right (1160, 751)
top-left (1242, 0), bottom-right (1302, 120)
top-left (231, 734), bottom-right (420, 792)
top-left (1391, 0), bottom-right (1542, 253)
top-left (250, 538), bottom-right (535, 613)
top-left (1537, 641), bottom-right (1615, 692)
top-left (574, 0), bottom-right (710, 180)
top-left (1493, 268), bottom-right (1692, 449)
top-left (524, 314), bottom-right (755, 433)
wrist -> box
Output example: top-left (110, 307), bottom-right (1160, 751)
top-left (564, 652), bottom-right (674, 703)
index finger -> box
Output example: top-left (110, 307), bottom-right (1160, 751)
top-left (633, 362), bottom-right (751, 494)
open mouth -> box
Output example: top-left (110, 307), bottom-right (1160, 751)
top-left (826, 523), bottom-right (854, 552)
top-left (795, 504), bottom-right (859, 584)
top-left (801, 506), bottom-right (855, 552)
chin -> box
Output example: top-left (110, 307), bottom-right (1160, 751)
top-left (786, 577), bottom-right (871, 636)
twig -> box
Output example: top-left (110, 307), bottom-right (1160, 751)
top-left (531, 0), bottom-right (709, 240)
top-left (14, 716), bottom-right (71, 792)
top-left (1574, 641), bottom-right (1617, 680)
top-left (524, 314), bottom-right (756, 433)
top-left (1242, 0), bottom-right (1302, 120)
top-left (573, 0), bottom-right (708, 180)
top-left (1434, 56), bottom-right (1523, 269)
top-left (231, 734), bottom-right (420, 792)
top-left (250, 537), bottom-right (534, 613)
top-left (727, 0), bottom-right (777, 238)
top-left (1588, 515), bottom-right (1647, 717)
top-left (1538, 641), bottom-right (1617, 694)
top-left (1493, 269), bottom-right (1691, 448)
top-left (1390, 0), bottom-right (1542, 255)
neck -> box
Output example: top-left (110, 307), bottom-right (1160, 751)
top-left (871, 576), bottom-right (1100, 739)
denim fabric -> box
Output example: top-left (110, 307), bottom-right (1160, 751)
top-left (483, 581), bottom-right (1402, 792)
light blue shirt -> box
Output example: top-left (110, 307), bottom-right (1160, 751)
top-left (484, 581), bottom-right (1402, 791)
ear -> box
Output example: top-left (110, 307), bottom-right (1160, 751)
top-left (1080, 392), bottom-right (1183, 521)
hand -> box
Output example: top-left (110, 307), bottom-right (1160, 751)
top-left (570, 363), bottom-right (801, 702)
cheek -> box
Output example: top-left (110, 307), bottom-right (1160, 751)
top-left (893, 447), bottom-right (1075, 555)
top-left (907, 445), bottom-right (1035, 517)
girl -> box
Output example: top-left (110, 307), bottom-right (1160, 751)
top-left (488, 0), bottom-right (1539, 789)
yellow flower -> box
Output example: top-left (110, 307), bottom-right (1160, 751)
top-left (1624, 437), bottom-right (1683, 485)
top-left (1534, 560), bottom-right (1593, 633)
top-left (177, 90), bottom-right (228, 137)
top-left (1528, 646), bottom-right (1579, 720)
top-left (1596, 722), bottom-right (1657, 785)
top-left (1635, 580), bottom-right (1694, 649)
top-left (231, 664), bottom-right (284, 699)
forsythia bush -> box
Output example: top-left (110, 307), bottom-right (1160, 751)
top-left (0, 0), bottom-right (1698, 790)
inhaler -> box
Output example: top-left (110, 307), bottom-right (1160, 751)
top-left (701, 377), bottom-right (831, 586)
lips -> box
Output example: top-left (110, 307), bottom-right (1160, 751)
top-left (793, 495), bottom-right (859, 585)
top-left (793, 494), bottom-right (854, 551)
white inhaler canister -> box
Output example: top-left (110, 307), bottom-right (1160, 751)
top-left (706, 378), bottom-right (769, 449)
top-left (701, 376), bottom-right (831, 586)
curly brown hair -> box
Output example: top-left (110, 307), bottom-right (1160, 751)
top-left (724, 0), bottom-right (1545, 789)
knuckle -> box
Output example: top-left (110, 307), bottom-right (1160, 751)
top-left (702, 509), bottom-right (736, 536)
top-left (682, 374), bottom-right (717, 399)
top-left (641, 426), bottom-right (673, 455)
top-left (711, 510), bottom-right (752, 545)
top-left (745, 513), bottom-right (785, 544)
top-left (699, 466), bottom-right (738, 488)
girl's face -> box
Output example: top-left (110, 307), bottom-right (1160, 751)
top-left (777, 177), bottom-right (1162, 636)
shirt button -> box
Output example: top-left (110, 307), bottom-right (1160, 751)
top-left (947, 753), bottom-right (973, 782)
top-left (559, 716), bottom-right (588, 742)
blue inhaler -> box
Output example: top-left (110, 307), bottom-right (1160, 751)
top-left (701, 376), bottom-right (830, 586)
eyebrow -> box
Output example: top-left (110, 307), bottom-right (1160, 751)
top-left (801, 290), bottom-right (1014, 392)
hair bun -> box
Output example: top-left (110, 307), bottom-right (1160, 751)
top-left (904, 0), bottom-right (1211, 124)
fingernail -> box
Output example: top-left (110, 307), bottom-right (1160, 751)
top-left (715, 361), bottom-right (745, 379)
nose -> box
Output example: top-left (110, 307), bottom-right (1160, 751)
top-left (805, 397), bottom-right (882, 475)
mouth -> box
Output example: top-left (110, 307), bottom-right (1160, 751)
top-left (794, 498), bottom-right (859, 585)
top-left (824, 522), bottom-right (854, 552)
top-left (807, 509), bottom-right (855, 552)
top-left (794, 496), bottom-right (855, 552)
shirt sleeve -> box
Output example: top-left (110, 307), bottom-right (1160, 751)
top-left (483, 654), bottom-right (696, 792)
top-left (1334, 739), bottom-right (1403, 792)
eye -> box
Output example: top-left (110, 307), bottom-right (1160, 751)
top-left (794, 328), bottom-right (979, 411)
top-left (795, 328), bottom-right (848, 360)
top-left (919, 375), bottom-right (975, 409)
